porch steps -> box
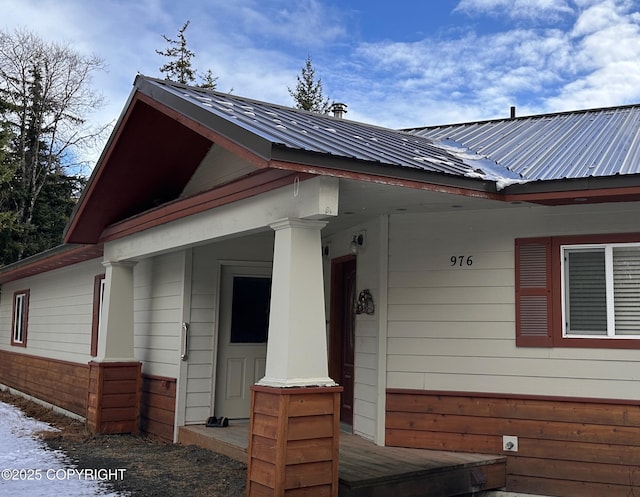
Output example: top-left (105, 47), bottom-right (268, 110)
top-left (339, 434), bottom-right (506, 497)
top-left (178, 424), bottom-right (506, 497)
top-left (178, 424), bottom-right (248, 463)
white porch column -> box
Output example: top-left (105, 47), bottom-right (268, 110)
top-left (88, 260), bottom-right (140, 435)
top-left (258, 218), bottom-right (336, 387)
top-left (96, 261), bottom-right (137, 362)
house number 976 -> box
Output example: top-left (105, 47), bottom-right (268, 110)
top-left (450, 255), bottom-right (473, 267)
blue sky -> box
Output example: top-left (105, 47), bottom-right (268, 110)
top-left (3, 0), bottom-right (640, 151)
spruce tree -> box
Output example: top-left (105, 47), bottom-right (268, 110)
top-left (288, 56), bottom-right (331, 113)
top-left (156, 21), bottom-right (196, 85)
top-left (0, 28), bottom-right (105, 264)
top-left (156, 21), bottom-right (220, 90)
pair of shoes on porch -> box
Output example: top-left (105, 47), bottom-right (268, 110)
top-left (206, 416), bottom-right (229, 428)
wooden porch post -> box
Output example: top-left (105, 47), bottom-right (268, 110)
top-left (246, 218), bottom-right (342, 497)
top-left (86, 261), bottom-right (141, 435)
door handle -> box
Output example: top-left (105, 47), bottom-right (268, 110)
top-left (181, 322), bottom-right (190, 361)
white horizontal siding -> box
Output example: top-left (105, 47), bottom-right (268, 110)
top-left (184, 233), bottom-right (274, 424)
top-left (324, 219), bottom-right (381, 441)
top-left (134, 252), bottom-right (184, 377)
top-left (387, 202), bottom-right (640, 401)
top-left (0, 258), bottom-right (104, 363)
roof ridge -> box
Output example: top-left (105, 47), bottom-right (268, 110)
top-left (136, 74), bottom-right (362, 125)
top-left (408, 101), bottom-right (640, 132)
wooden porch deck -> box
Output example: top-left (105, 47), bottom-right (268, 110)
top-left (178, 422), bottom-right (506, 497)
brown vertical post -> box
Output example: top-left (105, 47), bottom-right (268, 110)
top-left (86, 361), bottom-right (141, 434)
top-left (246, 384), bottom-right (343, 497)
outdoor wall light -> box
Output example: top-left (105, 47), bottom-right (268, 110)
top-left (355, 289), bottom-right (375, 315)
top-left (349, 233), bottom-right (365, 255)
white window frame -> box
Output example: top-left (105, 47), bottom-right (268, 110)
top-left (12, 290), bottom-right (29, 345)
top-left (561, 242), bottom-right (640, 339)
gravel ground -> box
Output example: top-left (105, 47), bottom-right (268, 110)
top-left (0, 390), bottom-right (247, 497)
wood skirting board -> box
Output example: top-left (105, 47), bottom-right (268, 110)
top-left (87, 361), bottom-right (141, 434)
top-left (386, 389), bottom-right (640, 497)
top-left (0, 349), bottom-right (88, 416)
top-left (140, 374), bottom-right (176, 442)
top-left (0, 350), bottom-right (177, 440)
top-left (247, 384), bottom-right (342, 497)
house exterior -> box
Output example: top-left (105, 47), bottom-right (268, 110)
top-left (1, 75), bottom-right (640, 496)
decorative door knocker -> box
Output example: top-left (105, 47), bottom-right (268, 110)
top-left (355, 289), bottom-right (375, 315)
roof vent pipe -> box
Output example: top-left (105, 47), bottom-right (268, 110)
top-left (331, 102), bottom-right (347, 119)
top-left (510, 106), bottom-right (516, 119)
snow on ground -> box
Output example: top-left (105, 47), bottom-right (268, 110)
top-left (0, 401), bottom-right (127, 497)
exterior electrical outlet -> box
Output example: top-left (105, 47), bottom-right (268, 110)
top-left (503, 435), bottom-right (518, 452)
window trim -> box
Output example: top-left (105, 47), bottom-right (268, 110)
top-left (90, 274), bottom-right (106, 357)
top-left (11, 289), bottom-right (30, 347)
top-left (516, 233), bottom-right (640, 349)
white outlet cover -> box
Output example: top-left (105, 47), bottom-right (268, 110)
top-left (503, 435), bottom-right (518, 452)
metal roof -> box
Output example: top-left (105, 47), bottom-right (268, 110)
top-left (139, 77), bottom-right (521, 183)
top-left (410, 104), bottom-right (640, 182)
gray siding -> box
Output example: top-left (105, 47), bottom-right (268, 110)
top-left (324, 219), bottom-right (382, 441)
top-left (134, 252), bottom-right (185, 378)
top-left (184, 233), bottom-right (274, 425)
top-left (0, 259), bottom-right (104, 363)
top-left (387, 202), bottom-right (640, 400)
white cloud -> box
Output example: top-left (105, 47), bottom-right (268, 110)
top-left (344, 0), bottom-right (640, 126)
top-left (192, 0), bottom-right (347, 49)
top-left (544, 0), bottom-right (640, 110)
top-left (3, 0), bottom-right (640, 145)
top-left (255, 0), bottom-right (347, 47)
top-left (455, 0), bottom-right (575, 20)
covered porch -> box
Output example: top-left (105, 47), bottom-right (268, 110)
top-left (178, 422), bottom-right (507, 497)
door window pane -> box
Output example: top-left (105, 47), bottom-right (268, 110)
top-left (230, 276), bottom-right (271, 343)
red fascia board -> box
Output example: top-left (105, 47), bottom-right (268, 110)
top-left (504, 185), bottom-right (640, 205)
top-left (63, 96), bottom-right (141, 244)
top-left (268, 159), bottom-right (504, 201)
top-left (100, 169), bottom-right (312, 243)
top-left (0, 245), bottom-right (104, 285)
top-left (65, 96), bottom-right (213, 244)
top-left (65, 92), bottom-right (271, 246)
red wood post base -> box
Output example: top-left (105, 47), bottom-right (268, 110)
top-left (87, 361), bottom-right (141, 434)
top-left (246, 384), bottom-right (343, 497)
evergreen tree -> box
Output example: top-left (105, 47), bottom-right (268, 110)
top-left (199, 69), bottom-right (218, 90)
top-left (288, 56), bottom-right (331, 113)
top-left (156, 21), bottom-right (196, 85)
top-left (156, 21), bottom-right (222, 90)
top-left (28, 174), bottom-right (86, 254)
top-left (0, 28), bottom-right (106, 264)
top-left (0, 120), bottom-right (19, 264)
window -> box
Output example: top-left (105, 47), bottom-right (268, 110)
top-left (563, 244), bottom-right (640, 338)
top-left (91, 274), bottom-right (106, 357)
top-left (230, 276), bottom-right (271, 343)
top-left (516, 234), bottom-right (640, 348)
top-left (11, 290), bottom-right (30, 347)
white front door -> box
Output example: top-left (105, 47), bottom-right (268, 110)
top-left (215, 264), bottom-right (271, 419)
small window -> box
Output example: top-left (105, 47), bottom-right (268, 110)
top-left (562, 243), bottom-right (640, 338)
top-left (90, 274), bottom-right (106, 357)
top-left (230, 276), bottom-right (271, 343)
top-left (11, 290), bottom-right (30, 347)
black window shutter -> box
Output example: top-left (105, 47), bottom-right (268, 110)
top-left (515, 238), bottom-right (553, 346)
